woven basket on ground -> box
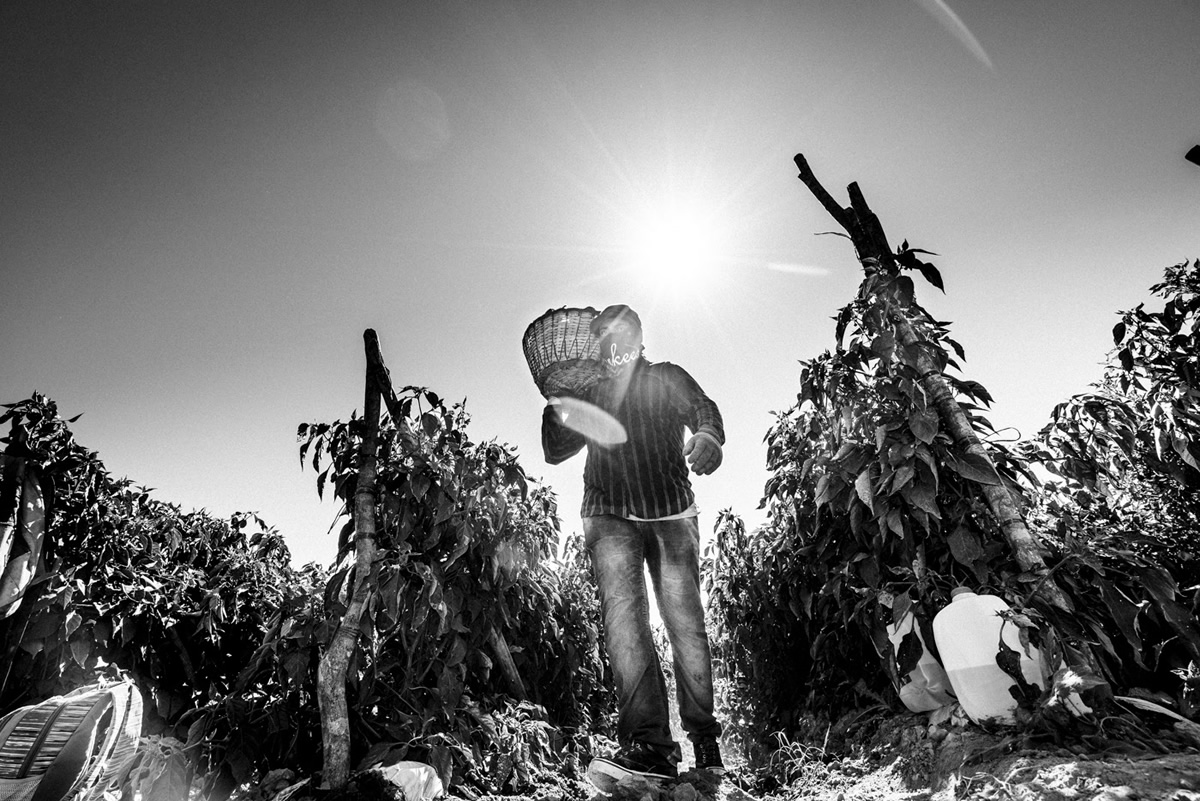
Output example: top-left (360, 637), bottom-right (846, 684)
top-left (0, 679), bottom-right (143, 801)
top-left (522, 306), bottom-right (604, 398)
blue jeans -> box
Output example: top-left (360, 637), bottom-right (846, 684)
top-left (583, 514), bottom-right (721, 766)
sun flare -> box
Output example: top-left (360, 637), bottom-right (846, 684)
top-left (626, 201), bottom-right (725, 285)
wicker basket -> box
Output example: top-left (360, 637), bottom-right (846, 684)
top-left (522, 306), bottom-right (604, 398)
top-left (0, 680), bottom-right (143, 801)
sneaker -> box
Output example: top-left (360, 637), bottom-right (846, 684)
top-left (587, 746), bottom-right (677, 793)
top-left (693, 737), bottom-right (725, 775)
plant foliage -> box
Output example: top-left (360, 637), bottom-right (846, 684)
top-left (295, 386), bottom-right (609, 790)
top-left (0, 393), bottom-right (308, 799)
top-left (708, 244), bottom-right (1024, 730)
top-left (705, 251), bottom-right (1200, 759)
top-left (1, 389), bottom-right (610, 796)
top-left (1027, 259), bottom-right (1200, 585)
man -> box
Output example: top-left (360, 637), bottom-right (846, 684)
top-left (541, 304), bottom-right (725, 784)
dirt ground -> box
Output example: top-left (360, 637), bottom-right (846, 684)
top-left (264, 705), bottom-right (1200, 801)
top-left (737, 714), bottom-right (1200, 801)
top-left (564, 706), bottom-right (1200, 801)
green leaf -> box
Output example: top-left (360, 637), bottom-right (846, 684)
top-left (1118, 347), bottom-right (1134, 372)
top-left (891, 591), bottom-right (913, 627)
top-left (849, 499), bottom-right (866, 536)
top-left (858, 555), bottom-right (880, 587)
top-left (887, 441), bottom-right (916, 466)
top-left (422, 412), bottom-right (440, 438)
top-left (1138, 566), bottom-right (1200, 658)
top-left (282, 650), bottom-right (308, 686)
top-left (1099, 577), bottom-right (1142, 666)
top-left (917, 262), bottom-right (944, 292)
top-left (896, 629), bottom-right (923, 677)
top-left (120, 616), bottom-right (136, 644)
top-left (93, 619), bottom-right (111, 648)
top-left (70, 638), bottom-right (90, 667)
top-left (1112, 320), bottom-right (1127, 345)
top-left (446, 635), bottom-right (468, 667)
top-left (814, 474), bottom-right (837, 509)
top-left (948, 524), bottom-right (985, 569)
top-left (908, 412), bottom-right (938, 444)
top-left (885, 509), bottom-right (905, 539)
top-left (855, 469), bottom-right (874, 511)
top-left (835, 306), bottom-right (853, 347)
top-left (995, 636), bottom-right (1041, 701)
top-left (317, 467), bottom-right (329, 500)
top-left (902, 479), bottom-right (940, 519)
top-left (1174, 431), bottom-right (1199, 470)
top-left (945, 450), bottom-right (1001, 485)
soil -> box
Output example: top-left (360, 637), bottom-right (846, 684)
top-left (264, 705), bottom-right (1200, 801)
top-left (711, 709), bottom-right (1200, 801)
top-left (564, 706), bottom-right (1200, 801)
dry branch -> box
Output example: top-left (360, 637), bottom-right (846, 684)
top-left (487, 627), bottom-right (527, 701)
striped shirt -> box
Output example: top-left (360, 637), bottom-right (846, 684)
top-left (542, 358), bottom-right (724, 520)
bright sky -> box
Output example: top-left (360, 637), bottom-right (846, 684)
top-left (2, 2), bottom-right (1197, 567)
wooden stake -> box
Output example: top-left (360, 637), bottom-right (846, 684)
top-left (318, 329), bottom-right (386, 790)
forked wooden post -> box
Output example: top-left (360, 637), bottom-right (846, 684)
top-left (793, 154), bottom-right (1072, 612)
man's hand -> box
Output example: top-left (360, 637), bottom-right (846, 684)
top-left (683, 432), bottom-right (722, 475)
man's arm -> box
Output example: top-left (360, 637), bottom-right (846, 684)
top-left (665, 365), bottom-right (724, 443)
top-left (663, 364), bottom-right (724, 474)
top-left (541, 401), bottom-right (586, 464)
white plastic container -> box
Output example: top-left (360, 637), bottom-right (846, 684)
top-left (370, 762), bottom-right (444, 801)
top-left (887, 608), bottom-right (955, 712)
top-left (932, 587), bottom-right (1043, 724)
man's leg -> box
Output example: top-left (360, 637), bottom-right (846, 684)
top-left (645, 517), bottom-right (721, 745)
top-left (583, 515), bottom-right (678, 765)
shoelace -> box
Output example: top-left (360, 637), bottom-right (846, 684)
top-left (694, 740), bottom-right (722, 767)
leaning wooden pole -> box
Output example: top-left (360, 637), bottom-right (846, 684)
top-left (794, 153), bottom-right (1071, 612)
top-left (318, 329), bottom-right (387, 790)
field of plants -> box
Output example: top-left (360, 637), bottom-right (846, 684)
top-left (2, 164), bottom-right (1197, 800)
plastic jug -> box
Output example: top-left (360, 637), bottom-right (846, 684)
top-left (932, 587), bottom-right (1044, 724)
top-left (886, 607), bottom-right (955, 712)
top-left (370, 762), bottom-right (444, 801)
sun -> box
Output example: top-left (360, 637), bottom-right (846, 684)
top-left (625, 200), bottom-right (725, 285)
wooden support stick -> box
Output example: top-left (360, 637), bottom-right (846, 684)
top-left (488, 627), bottom-right (527, 701)
top-left (318, 329), bottom-right (386, 790)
